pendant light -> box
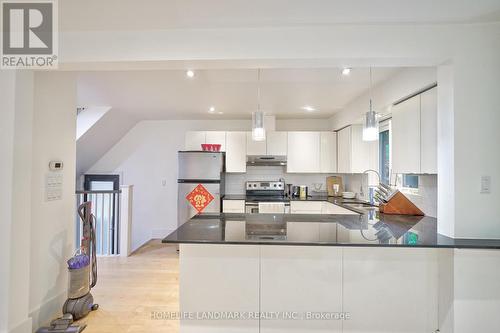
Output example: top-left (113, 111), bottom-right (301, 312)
top-left (363, 67), bottom-right (379, 141)
top-left (252, 69), bottom-right (266, 141)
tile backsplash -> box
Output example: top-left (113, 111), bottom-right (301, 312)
top-left (225, 167), bottom-right (438, 218)
top-left (225, 166), bottom-right (367, 196)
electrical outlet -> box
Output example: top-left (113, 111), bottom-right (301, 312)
top-left (480, 175), bottom-right (491, 194)
top-left (162, 179), bottom-right (167, 186)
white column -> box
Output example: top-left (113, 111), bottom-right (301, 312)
top-left (120, 185), bottom-right (134, 257)
top-left (0, 70), bottom-right (35, 333)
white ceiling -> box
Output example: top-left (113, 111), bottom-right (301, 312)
top-left (60, 0), bottom-right (500, 31)
top-left (77, 68), bottom-right (401, 120)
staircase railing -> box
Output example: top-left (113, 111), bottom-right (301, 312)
top-left (76, 190), bottom-right (121, 256)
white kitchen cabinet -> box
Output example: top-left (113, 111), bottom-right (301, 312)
top-left (337, 126), bottom-right (352, 173)
top-left (260, 246), bottom-right (342, 333)
top-left (392, 87), bottom-right (437, 174)
top-left (337, 125), bottom-right (377, 174)
top-left (222, 199), bottom-right (245, 213)
top-left (290, 201), bottom-right (323, 214)
top-left (320, 131), bottom-right (337, 173)
top-left (392, 94), bottom-right (421, 174)
top-left (420, 87), bottom-right (438, 174)
top-left (205, 131), bottom-right (226, 152)
top-left (286, 132), bottom-right (321, 173)
top-left (185, 131), bottom-right (226, 151)
top-left (266, 131), bottom-right (287, 156)
top-left (321, 202), bottom-right (359, 215)
top-left (185, 131), bottom-right (206, 150)
top-left (246, 132), bottom-right (267, 155)
top-left (179, 244), bottom-right (260, 333)
top-left (226, 132), bottom-right (246, 173)
top-left (343, 247), bottom-right (438, 333)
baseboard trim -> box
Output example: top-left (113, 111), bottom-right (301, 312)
top-left (9, 317), bottom-right (32, 333)
top-left (29, 290), bottom-right (66, 332)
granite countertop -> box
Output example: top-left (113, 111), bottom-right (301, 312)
top-left (162, 209), bottom-right (500, 249)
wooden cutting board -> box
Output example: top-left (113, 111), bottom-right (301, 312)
top-left (327, 176), bottom-right (343, 197)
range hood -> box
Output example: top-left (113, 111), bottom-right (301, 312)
top-left (247, 155), bottom-right (287, 166)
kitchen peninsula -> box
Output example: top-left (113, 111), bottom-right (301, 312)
top-left (163, 200), bottom-right (500, 333)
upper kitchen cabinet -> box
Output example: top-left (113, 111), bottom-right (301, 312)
top-left (206, 131), bottom-right (226, 152)
top-left (392, 87), bottom-right (437, 174)
top-left (185, 131), bottom-right (226, 152)
top-left (337, 125), bottom-right (377, 174)
top-left (185, 131), bottom-right (206, 150)
top-left (246, 132), bottom-right (267, 155)
top-left (226, 132), bottom-right (247, 173)
top-left (266, 131), bottom-right (288, 156)
top-left (287, 132), bottom-right (321, 173)
top-left (320, 132), bottom-right (337, 173)
top-left (420, 88), bottom-right (437, 174)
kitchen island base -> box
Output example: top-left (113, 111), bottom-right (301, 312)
top-left (179, 244), bottom-right (439, 333)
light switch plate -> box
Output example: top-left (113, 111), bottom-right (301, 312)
top-left (480, 175), bottom-right (491, 194)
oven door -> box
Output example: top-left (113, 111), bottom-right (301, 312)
top-left (245, 202), bottom-right (259, 214)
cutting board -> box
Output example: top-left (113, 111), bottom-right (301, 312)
top-left (326, 176), bottom-right (343, 197)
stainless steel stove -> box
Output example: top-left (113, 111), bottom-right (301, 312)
top-left (245, 180), bottom-right (289, 213)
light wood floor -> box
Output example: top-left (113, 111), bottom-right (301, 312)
top-left (76, 240), bottom-right (180, 333)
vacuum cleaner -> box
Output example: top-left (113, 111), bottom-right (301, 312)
top-left (37, 202), bottom-right (99, 333)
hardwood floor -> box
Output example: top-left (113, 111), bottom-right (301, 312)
top-left (76, 240), bottom-right (180, 333)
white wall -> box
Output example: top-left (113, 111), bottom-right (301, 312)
top-left (76, 106), bottom-right (110, 139)
top-left (88, 119), bottom-right (331, 251)
top-left (330, 67), bottom-right (437, 129)
top-left (1, 71), bottom-right (35, 333)
top-left (29, 72), bottom-right (77, 329)
top-left (0, 71), bottom-right (17, 333)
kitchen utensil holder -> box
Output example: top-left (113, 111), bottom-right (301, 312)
top-left (379, 190), bottom-right (424, 216)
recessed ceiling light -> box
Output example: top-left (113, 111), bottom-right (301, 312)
top-left (341, 68), bottom-right (351, 76)
top-left (209, 106), bottom-right (215, 113)
top-left (218, 111), bottom-right (224, 115)
top-left (186, 70), bottom-right (195, 78)
top-left (302, 106), bottom-right (316, 112)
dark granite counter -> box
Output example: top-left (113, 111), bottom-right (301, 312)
top-left (163, 211), bottom-right (500, 249)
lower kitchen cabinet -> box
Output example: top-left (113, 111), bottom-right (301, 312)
top-left (321, 202), bottom-right (358, 215)
top-left (179, 244), bottom-right (260, 333)
top-left (342, 247), bottom-right (438, 333)
top-left (226, 131), bottom-right (247, 173)
top-left (222, 199), bottom-right (245, 213)
top-left (179, 245), bottom-right (440, 333)
top-left (290, 201), bottom-right (359, 215)
top-left (290, 201), bottom-right (323, 214)
top-left (260, 246), bottom-right (343, 333)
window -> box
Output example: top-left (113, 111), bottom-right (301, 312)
top-left (379, 120), bottom-right (391, 185)
top-left (379, 128), bottom-right (390, 184)
top-left (403, 175), bottom-right (419, 189)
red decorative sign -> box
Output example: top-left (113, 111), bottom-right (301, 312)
top-left (186, 184), bottom-right (214, 213)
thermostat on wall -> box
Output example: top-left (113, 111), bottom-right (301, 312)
top-left (49, 160), bottom-right (64, 171)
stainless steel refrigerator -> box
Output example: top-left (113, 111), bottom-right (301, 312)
top-left (177, 151), bottom-right (225, 227)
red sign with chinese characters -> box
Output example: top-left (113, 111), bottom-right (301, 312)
top-left (186, 184), bottom-right (214, 213)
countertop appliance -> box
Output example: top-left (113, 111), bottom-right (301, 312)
top-left (245, 180), bottom-right (289, 214)
top-left (177, 151), bottom-right (225, 226)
